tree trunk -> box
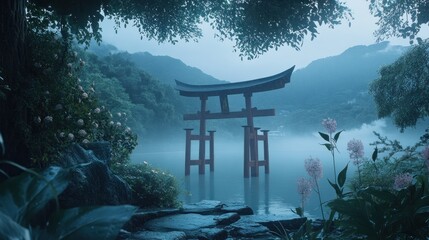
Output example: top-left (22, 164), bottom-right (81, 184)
top-left (0, 0), bottom-right (29, 167)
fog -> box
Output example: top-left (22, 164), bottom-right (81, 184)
top-left (131, 119), bottom-right (423, 217)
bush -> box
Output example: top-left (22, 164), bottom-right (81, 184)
top-left (25, 29), bottom-right (137, 167)
top-left (113, 162), bottom-right (180, 208)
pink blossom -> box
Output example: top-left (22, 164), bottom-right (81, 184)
top-left (305, 157), bottom-right (323, 179)
top-left (77, 119), bottom-right (84, 126)
top-left (393, 173), bottom-right (413, 190)
top-left (322, 118), bottom-right (337, 134)
top-left (59, 132), bottom-right (65, 138)
top-left (297, 177), bottom-right (312, 201)
top-left (116, 122), bottom-right (122, 127)
top-left (82, 92), bottom-right (88, 99)
top-left (44, 116), bottom-right (53, 124)
top-left (82, 139), bottom-right (89, 144)
top-left (93, 108), bottom-right (101, 114)
top-left (347, 139), bottom-right (364, 164)
top-left (68, 133), bottom-right (74, 141)
top-left (78, 129), bottom-right (87, 137)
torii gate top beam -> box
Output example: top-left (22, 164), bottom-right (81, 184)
top-left (175, 66), bottom-right (294, 98)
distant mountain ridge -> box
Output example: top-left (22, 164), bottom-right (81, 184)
top-left (118, 52), bottom-right (227, 85)
top-left (90, 41), bottom-right (407, 132)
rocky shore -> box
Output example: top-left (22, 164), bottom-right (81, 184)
top-left (119, 200), bottom-right (314, 240)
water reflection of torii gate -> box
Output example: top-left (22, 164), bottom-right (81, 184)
top-left (175, 66), bottom-right (294, 178)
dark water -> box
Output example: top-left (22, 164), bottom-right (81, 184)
top-left (131, 120), bottom-right (421, 218)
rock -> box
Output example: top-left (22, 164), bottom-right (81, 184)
top-left (182, 200), bottom-right (223, 214)
top-left (228, 218), bottom-right (275, 239)
top-left (120, 230), bottom-right (186, 240)
top-left (214, 212), bottom-right (240, 225)
top-left (221, 202), bottom-right (253, 215)
top-left (58, 143), bottom-right (132, 208)
top-left (242, 214), bottom-right (307, 233)
top-left (189, 228), bottom-right (228, 240)
top-left (144, 213), bottom-right (217, 233)
top-left (124, 208), bottom-right (181, 232)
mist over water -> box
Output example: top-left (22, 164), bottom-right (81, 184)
top-left (131, 119), bottom-right (423, 217)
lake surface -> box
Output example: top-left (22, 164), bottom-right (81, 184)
top-left (131, 121), bottom-right (421, 218)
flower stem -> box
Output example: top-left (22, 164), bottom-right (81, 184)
top-left (314, 178), bottom-right (325, 220)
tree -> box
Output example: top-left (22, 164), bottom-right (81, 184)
top-left (369, 41), bottom-right (429, 130)
top-left (369, 0), bottom-right (429, 43)
top-left (0, 0), bottom-right (352, 163)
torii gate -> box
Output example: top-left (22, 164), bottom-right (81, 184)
top-left (175, 66), bottom-right (294, 177)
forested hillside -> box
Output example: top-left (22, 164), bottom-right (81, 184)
top-left (86, 41), bottom-right (406, 135)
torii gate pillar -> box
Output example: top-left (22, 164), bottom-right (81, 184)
top-left (176, 66), bottom-right (294, 177)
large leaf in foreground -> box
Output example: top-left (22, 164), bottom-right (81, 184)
top-left (46, 205), bottom-right (137, 240)
top-left (0, 166), bottom-right (69, 226)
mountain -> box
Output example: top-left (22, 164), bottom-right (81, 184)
top-left (89, 41), bottom-right (407, 133)
top-left (117, 52), bottom-right (227, 85)
top-left (253, 41), bottom-right (407, 132)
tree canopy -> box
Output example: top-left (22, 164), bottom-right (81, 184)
top-left (28, 0), bottom-right (352, 59)
top-left (369, 0), bottom-right (429, 43)
top-left (370, 41), bottom-right (429, 130)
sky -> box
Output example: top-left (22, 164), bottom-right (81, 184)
top-left (100, 1), bottom-right (427, 82)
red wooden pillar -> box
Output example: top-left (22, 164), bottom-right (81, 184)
top-left (251, 127), bottom-right (260, 177)
top-left (261, 130), bottom-right (270, 174)
top-left (243, 126), bottom-right (250, 178)
top-left (184, 128), bottom-right (193, 176)
top-left (198, 96), bottom-right (207, 174)
top-left (208, 130), bottom-right (215, 172)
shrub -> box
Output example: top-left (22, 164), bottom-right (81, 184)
top-left (113, 162), bottom-right (180, 208)
top-left (25, 29), bottom-right (137, 167)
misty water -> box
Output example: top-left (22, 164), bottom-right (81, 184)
top-left (131, 119), bottom-right (422, 218)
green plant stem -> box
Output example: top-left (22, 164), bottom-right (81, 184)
top-left (314, 178), bottom-right (325, 220)
top-left (331, 148), bottom-right (337, 185)
top-left (357, 163), bottom-right (362, 187)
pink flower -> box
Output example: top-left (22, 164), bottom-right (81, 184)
top-left (82, 139), bottom-right (89, 144)
top-left (82, 92), bottom-right (88, 99)
top-left (44, 116), bottom-right (53, 124)
top-left (322, 118), bottom-right (337, 134)
top-left (297, 177), bottom-right (312, 201)
top-left (93, 108), bottom-right (101, 114)
top-left (393, 173), bottom-right (413, 190)
top-left (78, 129), bottom-right (87, 137)
top-left (68, 133), bottom-right (74, 141)
top-left (77, 119), bottom-right (84, 126)
top-left (347, 139), bottom-right (364, 164)
top-left (305, 157), bottom-right (323, 179)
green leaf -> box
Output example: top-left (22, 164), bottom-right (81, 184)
top-left (372, 147), bottom-right (378, 162)
top-left (337, 164), bottom-right (348, 188)
top-left (46, 205), bottom-right (137, 240)
top-left (0, 133), bottom-right (4, 156)
top-left (0, 211), bottom-right (30, 240)
top-left (333, 130), bottom-right (343, 142)
top-left (321, 143), bottom-right (333, 151)
top-left (318, 132), bottom-right (330, 142)
top-left (328, 179), bottom-right (342, 197)
top-left (0, 166), bottom-right (69, 226)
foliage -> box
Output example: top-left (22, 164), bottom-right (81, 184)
top-left (26, 0), bottom-right (351, 59)
top-left (0, 163), bottom-right (137, 240)
top-left (349, 131), bottom-right (428, 190)
top-left (369, 0), bottom-right (429, 43)
top-left (82, 52), bottom-right (181, 134)
top-left (328, 176), bottom-right (429, 239)
top-left (113, 162), bottom-right (180, 208)
top-left (370, 41), bottom-right (429, 130)
top-left (24, 30), bottom-right (137, 166)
